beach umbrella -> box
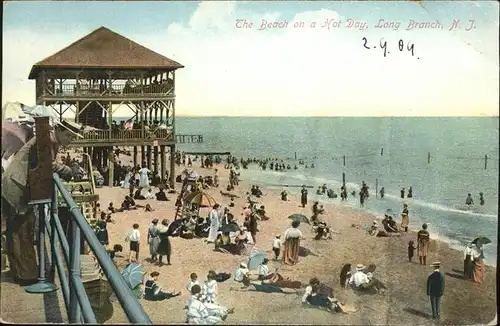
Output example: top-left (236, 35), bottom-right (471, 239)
top-left (472, 236), bottom-right (492, 247)
top-left (184, 191), bottom-right (217, 208)
top-left (288, 213), bottom-right (310, 225)
top-left (247, 251), bottom-right (267, 270)
top-left (219, 222), bottom-right (241, 234)
top-left (2, 123), bottom-right (29, 160)
top-left (121, 263), bottom-right (145, 289)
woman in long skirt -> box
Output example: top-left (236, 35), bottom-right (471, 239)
top-left (283, 220), bottom-right (302, 266)
top-left (157, 219), bottom-right (172, 266)
top-left (417, 223), bottom-right (430, 265)
top-left (148, 219), bottom-right (161, 262)
top-left (463, 243), bottom-right (474, 280)
top-left (472, 245), bottom-right (485, 284)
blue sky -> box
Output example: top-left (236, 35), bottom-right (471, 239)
top-left (3, 1), bottom-right (499, 116)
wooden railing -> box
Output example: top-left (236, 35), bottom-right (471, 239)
top-left (76, 128), bottom-right (174, 142)
top-left (45, 83), bottom-right (174, 97)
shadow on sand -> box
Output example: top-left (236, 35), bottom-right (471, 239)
top-left (403, 307), bottom-right (431, 319)
top-left (445, 272), bottom-right (464, 280)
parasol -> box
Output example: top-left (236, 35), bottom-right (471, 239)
top-left (184, 191), bottom-right (217, 208)
top-left (2, 123), bottom-right (30, 160)
top-left (339, 263), bottom-right (352, 287)
top-left (219, 222), bottom-right (241, 234)
top-left (121, 263), bottom-right (145, 289)
top-left (247, 251), bottom-right (267, 270)
top-left (471, 236), bottom-right (492, 247)
top-left (288, 213), bottom-right (310, 225)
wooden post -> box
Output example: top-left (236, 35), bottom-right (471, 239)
top-left (169, 145), bottom-right (175, 189)
top-left (294, 152), bottom-right (297, 160)
top-left (343, 155), bottom-right (346, 166)
top-left (380, 148), bottom-right (383, 156)
top-left (133, 146), bottom-right (138, 168)
top-left (141, 146), bottom-right (146, 167)
top-left (376, 178), bottom-right (378, 198)
top-left (153, 146), bottom-right (159, 174)
top-left (342, 172), bottom-right (346, 187)
top-left (428, 152), bottom-right (431, 164)
top-left (108, 150), bottom-right (114, 187)
top-left (160, 145), bottom-right (166, 182)
top-left (484, 154), bottom-right (488, 169)
top-left (147, 146), bottom-right (152, 170)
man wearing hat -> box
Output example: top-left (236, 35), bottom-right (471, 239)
top-left (426, 262), bottom-right (445, 320)
top-left (1, 117), bottom-right (82, 284)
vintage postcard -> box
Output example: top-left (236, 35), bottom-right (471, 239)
top-left (1, 1), bottom-right (498, 325)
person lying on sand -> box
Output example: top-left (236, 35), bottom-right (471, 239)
top-left (368, 221), bottom-right (401, 237)
top-left (220, 190), bottom-right (240, 198)
top-left (145, 204), bottom-right (154, 212)
top-left (230, 281), bottom-right (298, 294)
top-left (302, 277), bottom-right (356, 313)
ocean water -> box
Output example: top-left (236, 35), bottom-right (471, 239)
top-left (134, 117), bottom-right (500, 265)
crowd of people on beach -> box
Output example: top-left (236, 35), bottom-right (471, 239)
top-left (1, 134), bottom-right (492, 325)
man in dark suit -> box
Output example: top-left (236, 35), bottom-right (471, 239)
top-left (427, 261), bottom-right (445, 320)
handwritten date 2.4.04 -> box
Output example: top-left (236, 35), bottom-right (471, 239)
top-left (362, 38), bottom-right (418, 59)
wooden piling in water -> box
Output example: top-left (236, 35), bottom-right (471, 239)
top-left (343, 155), bottom-right (346, 166)
top-left (380, 148), bottom-right (384, 156)
top-left (485, 154), bottom-right (488, 169)
top-left (342, 172), bottom-right (346, 187)
top-left (428, 152), bottom-right (431, 164)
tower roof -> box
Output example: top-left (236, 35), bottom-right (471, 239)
top-left (29, 26), bottom-right (184, 79)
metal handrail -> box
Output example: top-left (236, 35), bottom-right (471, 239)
top-left (51, 173), bottom-right (152, 324)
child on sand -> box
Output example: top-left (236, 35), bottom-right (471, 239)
top-left (187, 272), bottom-right (200, 294)
top-left (272, 235), bottom-right (282, 260)
top-left (257, 259), bottom-right (270, 281)
top-left (202, 271), bottom-right (219, 304)
top-left (408, 240), bottom-right (417, 262)
top-left (126, 223), bottom-right (141, 262)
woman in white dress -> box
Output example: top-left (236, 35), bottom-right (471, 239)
top-left (138, 167), bottom-right (151, 188)
top-left (206, 204), bottom-right (220, 243)
top-left (122, 170), bottom-right (132, 189)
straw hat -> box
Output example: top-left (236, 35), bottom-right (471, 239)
top-left (356, 263), bottom-right (365, 270)
top-left (431, 261), bottom-right (441, 267)
top-left (275, 234), bottom-right (281, 238)
top-left (240, 262), bottom-right (247, 268)
top-left (373, 220), bottom-right (378, 225)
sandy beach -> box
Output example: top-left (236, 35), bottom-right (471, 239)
top-left (92, 151), bottom-right (496, 325)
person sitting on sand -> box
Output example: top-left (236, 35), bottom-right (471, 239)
top-left (187, 284), bottom-right (234, 324)
top-left (256, 205), bottom-right (269, 221)
top-left (144, 271), bottom-right (181, 301)
top-left (313, 221), bottom-right (332, 240)
top-left (155, 189), bottom-right (168, 201)
top-left (108, 202), bottom-right (116, 214)
top-left (134, 188), bottom-right (146, 200)
top-left (144, 188), bottom-right (155, 199)
top-left (107, 244), bottom-right (123, 261)
top-left (257, 258), bottom-right (272, 281)
top-left (384, 216), bottom-right (399, 233)
top-left (254, 186), bottom-right (263, 198)
top-left (236, 228), bottom-right (254, 245)
top-left (234, 262), bottom-right (251, 287)
top-left (281, 190), bottom-right (288, 201)
top-left (145, 204), bottom-right (154, 212)
top-left (348, 264), bottom-right (386, 294)
top-left (316, 187), bottom-right (323, 195)
top-left (229, 198), bottom-right (235, 207)
top-left (368, 221), bottom-right (399, 237)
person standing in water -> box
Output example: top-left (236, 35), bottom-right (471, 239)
top-left (479, 192), bottom-right (484, 206)
top-left (465, 193), bottom-right (474, 206)
top-left (379, 187), bottom-right (385, 199)
top-left (407, 186), bottom-right (413, 198)
top-left (400, 188), bottom-right (405, 199)
top-left (300, 185), bottom-right (308, 208)
top-left (401, 204), bottom-right (409, 232)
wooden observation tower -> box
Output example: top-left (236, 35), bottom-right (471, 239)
top-left (28, 26), bottom-right (186, 187)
